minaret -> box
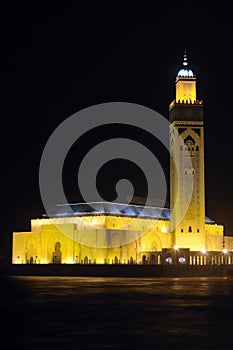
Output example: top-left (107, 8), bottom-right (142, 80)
top-left (169, 52), bottom-right (205, 252)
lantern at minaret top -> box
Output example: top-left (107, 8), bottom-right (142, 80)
top-left (175, 51), bottom-right (196, 103)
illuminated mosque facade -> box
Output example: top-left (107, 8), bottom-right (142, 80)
top-left (12, 54), bottom-right (233, 266)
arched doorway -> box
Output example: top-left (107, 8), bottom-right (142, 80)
top-left (150, 254), bottom-right (156, 265)
top-left (26, 240), bottom-right (36, 264)
top-left (142, 255), bottom-right (147, 265)
top-left (53, 242), bottom-right (62, 264)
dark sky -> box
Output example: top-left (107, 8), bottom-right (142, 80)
top-left (1, 2), bottom-right (233, 258)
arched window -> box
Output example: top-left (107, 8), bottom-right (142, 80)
top-left (184, 136), bottom-right (195, 157)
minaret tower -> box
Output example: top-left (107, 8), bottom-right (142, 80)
top-left (169, 52), bottom-right (205, 251)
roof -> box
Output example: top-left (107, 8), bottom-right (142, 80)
top-left (177, 68), bottom-right (194, 78)
top-left (42, 201), bottom-right (215, 224)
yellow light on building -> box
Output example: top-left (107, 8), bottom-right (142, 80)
top-left (92, 218), bottom-right (97, 226)
top-left (175, 52), bottom-right (196, 103)
top-left (11, 53), bottom-right (232, 267)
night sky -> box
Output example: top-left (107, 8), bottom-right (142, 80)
top-left (1, 2), bottom-right (233, 259)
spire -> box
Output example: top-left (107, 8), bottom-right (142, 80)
top-left (177, 50), bottom-right (194, 78)
top-left (183, 50), bottom-right (188, 66)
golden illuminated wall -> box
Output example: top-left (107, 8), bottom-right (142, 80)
top-left (169, 69), bottom-right (206, 251)
top-left (12, 214), bottom-right (226, 264)
top-left (31, 215), bottom-right (106, 231)
top-left (205, 223), bottom-right (224, 251)
top-left (12, 215), bottom-right (171, 264)
top-left (13, 232), bottom-right (39, 264)
top-left (169, 121), bottom-right (206, 250)
top-left (225, 236), bottom-right (233, 251)
top-left (176, 77), bottom-right (196, 102)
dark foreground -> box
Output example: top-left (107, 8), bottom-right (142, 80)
top-left (1, 275), bottom-right (233, 349)
top-left (1, 262), bottom-right (233, 278)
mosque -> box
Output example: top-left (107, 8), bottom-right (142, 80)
top-left (12, 54), bottom-right (233, 266)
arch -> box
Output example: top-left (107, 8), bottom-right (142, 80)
top-left (142, 255), bottom-right (147, 265)
top-left (53, 241), bottom-right (62, 264)
top-left (55, 242), bottom-right (61, 250)
top-left (151, 233), bottom-right (163, 251)
top-left (47, 234), bottom-right (67, 264)
top-left (184, 135), bottom-right (195, 145)
top-left (111, 232), bottom-right (122, 248)
top-left (25, 237), bottom-right (36, 264)
top-left (181, 128), bottom-right (200, 148)
top-left (157, 254), bottom-right (161, 265)
top-left (149, 254), bottom-right (156, 265)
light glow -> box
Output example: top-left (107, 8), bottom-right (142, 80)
top-left (177, 68), bottom-right (194, 77)
top-left (166, 257), bottom-right (172, 264)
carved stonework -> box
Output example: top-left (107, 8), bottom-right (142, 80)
top-left (170, 104), bottom-right (204, 122)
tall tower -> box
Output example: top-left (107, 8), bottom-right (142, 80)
top-left (169, 52), bottom-right (205, 251)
